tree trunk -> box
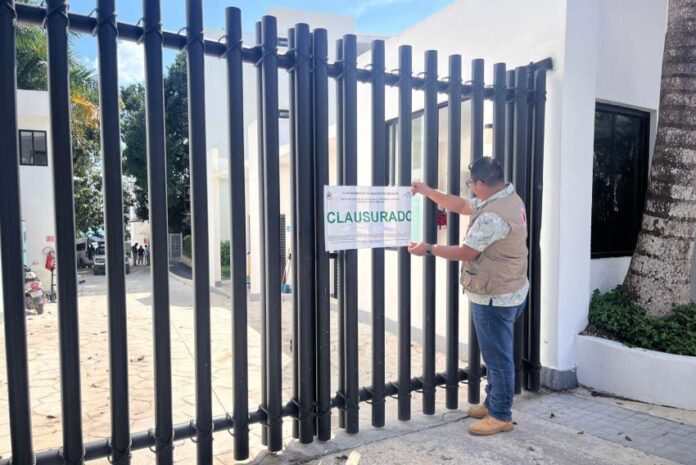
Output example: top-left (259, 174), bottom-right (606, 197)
top-left (624, 0), bottom-right (696, 317)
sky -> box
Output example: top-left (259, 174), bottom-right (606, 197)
top-left (67, 0), bottom-right (454, 85)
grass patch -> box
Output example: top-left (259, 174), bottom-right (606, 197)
top-left (584, 286), bottom-right (696, 357)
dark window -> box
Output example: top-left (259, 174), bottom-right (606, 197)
top-left (19, 130), bottom-right (48, 167)
top-left (591, 103), bottom-right (650, 258)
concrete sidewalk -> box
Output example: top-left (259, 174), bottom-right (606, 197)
top-left (250, 390), bottom-right (695, 465)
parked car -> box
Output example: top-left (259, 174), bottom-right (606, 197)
top-left (92, 244), bottom-right (131, 275)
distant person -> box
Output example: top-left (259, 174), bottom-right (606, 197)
top-left (131, 243), bottom-right (139, 266)
top-left (144, 244), bottom-right (150, 266)
top-left (138, 245), bottom-right (145, 266)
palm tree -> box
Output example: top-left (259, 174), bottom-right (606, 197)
top-left (624, 0), bottom-right (696, 317)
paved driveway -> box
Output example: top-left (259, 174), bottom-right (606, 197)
top-left (0, 267), bottom-right (452, 464)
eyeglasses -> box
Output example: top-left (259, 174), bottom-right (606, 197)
top-left (465, 179), bottom-right (478, 188)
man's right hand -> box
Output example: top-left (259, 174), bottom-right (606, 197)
top-left (412, 181), bottom-right (431, 197)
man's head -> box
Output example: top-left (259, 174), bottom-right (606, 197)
top-left (466, 157), bottom-right (506, 200)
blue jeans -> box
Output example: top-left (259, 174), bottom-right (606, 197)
top-left (472, 299), bottom-right (526, 422)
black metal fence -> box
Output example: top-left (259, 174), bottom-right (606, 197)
top-left (0, 1), bottom-right (549, 463)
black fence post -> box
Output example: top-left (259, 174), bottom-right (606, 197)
top-left (445, 54), bottom-right (462, 410)
top-left (312, 27), bottom-right (332, 441)
top-left (225, 7), bottom-right (250, 459)
top-left (513, 66), bottom-right (529, 395)
top-left (260, 15), bottom-right (284, 452)
top-left (467, 58), bottom-right (485, 406)
top-left (342, 34), bottom-right (360, 435)
top-left (335, 37), bottom-right (346, 430)
top-left (397, 44), bottom-right (413, 421)
top-left (492, 63), bottom-right (507, 167)
top-left (504, 70), bottom-right (516, 183)
top-left (528, 68), bottom-right (547, 392)
top-left (142, 0), bottom-right (174, 461)
top-left (0, 1), bottom-right (35, 463)
top-left (294, 22), bottom-right (317, 444)
top-left (46, 0), bottom-right (84, 460)
top-left (255, 20), bottom-right (269, 447)
top-left (370, 39), bottom-right (387, 428)
top-left (185, 0), bottom-right (213, 459)
top-left (287, 26), bottom-right (300, 441)
top-left (422, 49), bottom-right (438, 416)
top-left (95, 1), bottom-right (131, 463)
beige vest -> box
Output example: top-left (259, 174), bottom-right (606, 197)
top-left (460, 191), bottom-right (528, 295)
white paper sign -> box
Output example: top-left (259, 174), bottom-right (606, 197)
top-left (324, 186), bottom-right (412, 251)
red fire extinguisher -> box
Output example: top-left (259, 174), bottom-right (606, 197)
top-left (45, 249), bottom-right (56, 271)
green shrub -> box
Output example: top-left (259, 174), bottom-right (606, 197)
top-left (586, 286), bottom-right (696, 356)
top-left (221, 264), bottom-right (230, 279)
top-left (183, 235), bottom-right (192, 258)
top-left (221, 240), bottom-right (231, 267)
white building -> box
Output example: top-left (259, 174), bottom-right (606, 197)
top-left (0, 90), bottom-right (56, 318)
top-left (204, 8), bottom-right (386, 289)
top-left (15, 90), bottom-right (56, 287)
top-left (203, 0), bottom-right (695, 390)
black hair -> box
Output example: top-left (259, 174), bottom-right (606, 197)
top-left (468, 157), bottom-right (504, 186)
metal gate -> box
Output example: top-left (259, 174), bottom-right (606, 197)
top-left (0, 1), bottom-right (549, 463)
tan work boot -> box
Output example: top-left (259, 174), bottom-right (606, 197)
top-left (467, 404), bottom-right (489, 419)
top-left (468, 416), bottom-right (514, 436)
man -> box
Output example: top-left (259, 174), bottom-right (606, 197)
top-left (409, 157), bottom-right (528, 436)
top-left (131, 243), bottom-right (139, 267)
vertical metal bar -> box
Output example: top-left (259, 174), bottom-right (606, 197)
top-left (0, 2), bottom-right (34, 463)
top-left (95, 1), bottom-right (130, 463)
top-left (421, 50), bottom-right (438, 416)
top-left (287, 27), bottom-right (299, 441)
top-left (225, 7), bottom-right (250, 459)
top-left (142, 1), bottom-right (174, 462)
top-left (504, 71), bottom-right (516, 183)
top-left (512, 66), bottom-right (529, 395)
top-left (334, 38), bottom-right (346, 430)
top-left (467, 58), bottom-right (484, 405)
top-left (370, 39), bottom-right (386, 428)
top-left (185, 0), bottom-right (213, 459)
top-left (528, 68), bottom-right (546, 392)
top-left (492, 63), bottom-right (507, 167)
top-left (342, 34), bottom-right (360, 435)
top-left (312, 28), bottom-right (332, 441)
top-left (397, 45), bottom-right (412, 421)
top-left (294, 23), bottom-right (316, 444)
top-left (445, 54), bottom-right (462, 411)
top-left (260, 15), bottom-right (283, 451)
top-left (46, 1), bottom-right (84, 461)
top-left (524, 68), bottom-right (535, 391)
top-left (254, 20), bottom-right (269, 447)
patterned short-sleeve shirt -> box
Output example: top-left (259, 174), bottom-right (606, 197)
top-left (463, 184), bottom-right (529, 307)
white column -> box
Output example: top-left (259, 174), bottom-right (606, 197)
top-left (540, 0), bottom-right (599, 374)
top-left (208, 147), bottom-right (222, 287)
top-left (247, 121), bottom-right (262, 297)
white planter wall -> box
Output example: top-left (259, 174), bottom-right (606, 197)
top-left (576, 335), bottom-right (696, 410)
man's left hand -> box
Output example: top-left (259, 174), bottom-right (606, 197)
top-left (408, 241), bottom-right (428, 257)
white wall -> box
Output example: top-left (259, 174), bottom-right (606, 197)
top-left (354, 0), bottom-right (671, 378)
top-left (17, 90), bottom-right (55, 286)
top-left (550, 0), bottom-right (600, 371)
top-left (240, 10), bottom-right (373, 295)
top-left (129, 220), bottom-right (150, 248)
top-left (588, 0), bottom-right (669, 302)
